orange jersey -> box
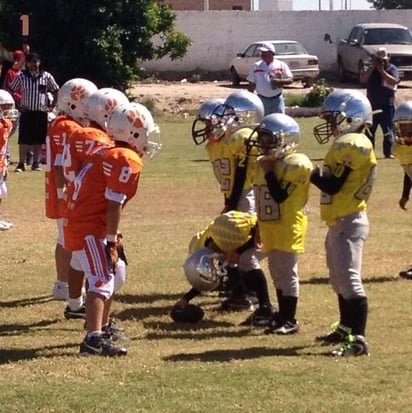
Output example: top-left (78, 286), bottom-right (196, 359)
top-left (62, 126), bottom-right (114, 183)
top-left (45, 115), bottom-right (81, 219)
top-left (64, 146), bottom-right (143, 251)
top-left (0, 119), bottom-right (12, 177)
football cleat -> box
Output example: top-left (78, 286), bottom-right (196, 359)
top-left (399, 268), bottom-right (412, 280)
top-left (265, 319), bottom-right (299, 335)
top-left (101, 319), bottom-right (128, 341)
top-left (239, 305), bottom-right (277, 327)
top-left (79, 334), bottom-right (127, 357)
top-left (315, 323), bottom-right (351, 345)
top-left (64, 304), bottom-right (86, 320)
top-left (217, 294), bottom-right (258, 312)
top-left (331, 335), bottom-right (370, 357)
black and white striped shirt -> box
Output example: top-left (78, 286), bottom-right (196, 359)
top-left (10, 69), bottom-right (59, 111)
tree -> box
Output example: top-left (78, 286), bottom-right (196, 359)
top-left (0, 0), bottom-right (191, 91)
top-left (367, 0), bottom-right (411, 8)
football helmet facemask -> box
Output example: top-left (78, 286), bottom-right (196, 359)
top-left (191, 98), bottom-right (225, 145)
top-left (0, 90), bottom-right (18, 121)
top-left (83, 88), bottom-right (129, 131)
top-left (107, 102), bottom-right (161, 158)
top-left (313, 89), bottom-right (372, 144)
top-left (393, 101), bottom-right (412, 145)
top-left (247, 113), bottom-right (300, 158)
top-left (56, 78), bottom-right (98, 124)
top-left (216, 90), bottom-right (265, 135)
top-left (183, 247), bottom-right (228, 292)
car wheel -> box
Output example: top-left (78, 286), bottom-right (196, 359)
top-left (337, 59), bottom-right (347, 82)
top-left (302, 77), bottom-right (314, 88)
top-left (230, 67), bottom-right (241, 86)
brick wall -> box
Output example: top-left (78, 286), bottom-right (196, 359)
top-left (158, 0), bottom-right (251, 10)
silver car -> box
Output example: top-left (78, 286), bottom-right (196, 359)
top-left (229, 40), bottom-right (320, 88)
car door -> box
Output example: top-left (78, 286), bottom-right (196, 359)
top-left (236, 43), bottom-right (260, 79)
top-left (346, 27), bottom-right (364, 76)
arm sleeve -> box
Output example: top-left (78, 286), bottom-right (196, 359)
top-left (310, 165), bottom-right (352, 195)
top-left (225, 163), bottom-right (247, 211)
top-left (402, 173), bottom-right (412, 200)
top-left (265, 170), bottom-right (289, 203)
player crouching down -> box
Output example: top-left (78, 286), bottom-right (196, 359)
top-left (171, 211), bottom-right (276, 327)
top-left (63, 102), bottom-right (161, 357)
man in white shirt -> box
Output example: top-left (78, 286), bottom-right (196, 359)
top-left (247, 42), bottom-right (293, 115)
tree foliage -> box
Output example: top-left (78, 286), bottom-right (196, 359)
top-left (366, 0), bottom-right (412, 9)
top-left (0, 0), bottom-right (192, 90)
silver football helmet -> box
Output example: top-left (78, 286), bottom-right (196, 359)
top-left (219, 90), bottom-right (265, 133)
top-left (107, 102), bottom-right (161, 158)
top-left (247, 113), bottom-right (300, 158)
top-left (0, 90), bottom-right (18, 121)
top-left (191, 98), bottom-right (225, 145)
top-left (56, 78), bottom-right (98, 124)
top-left (393, 101), bottom-right (412, 145)
top-left (183, 247), bottom-right (228, 292)
top-left (313, 89), bottom-right (372, 144)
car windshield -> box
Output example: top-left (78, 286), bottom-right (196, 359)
top-left (271, 42), bottom-right (307, 55)
top-left (364, 28), bottom-right (412, 45)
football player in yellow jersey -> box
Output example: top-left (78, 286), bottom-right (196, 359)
top-left (311, 89), bottom-right (376, 357)
top-left (392, 101), bottom-right (412, 280)
top-left (173, 211), bottom-right (276, 327)
top-left (192, 90), bottom-right (264, 213)
top-left (247, 113), bottom-right (313, 335)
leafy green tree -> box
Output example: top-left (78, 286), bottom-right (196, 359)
top-left (0, 0), bottom-right (191, 90)
top-left (367, 0), bottom-right (412, 8)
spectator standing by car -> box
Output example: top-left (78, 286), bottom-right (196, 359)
top-left (9, 52), bottom-right (59, 172)
top-left (247, 42), bottom-right (293, 115)
top-left (360, 47), bottom-right (399, 159)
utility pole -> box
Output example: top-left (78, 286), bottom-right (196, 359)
top-left (204, 0), bottom-right (209, 11)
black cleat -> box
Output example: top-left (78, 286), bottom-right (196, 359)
top-left (64, 304), bottom-right (86, 320)
top-left (79, 334), bottom-right (127, 357)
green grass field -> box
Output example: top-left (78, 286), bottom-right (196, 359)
top-left (1, 116), bottom-right (412, 413)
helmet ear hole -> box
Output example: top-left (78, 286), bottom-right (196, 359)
top-left (346, 117), bottom-right (353, 124)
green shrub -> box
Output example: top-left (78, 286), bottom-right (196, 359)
top-left (301, 78), bottom-right (333, 107)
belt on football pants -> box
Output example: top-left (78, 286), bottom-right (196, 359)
top-left (258, 92), bottom-right (282, 99)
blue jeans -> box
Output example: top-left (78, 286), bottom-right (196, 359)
top-left (366, 103), bottom-right (394, 157)
top-left (258, 94), bottom-right (285, 115)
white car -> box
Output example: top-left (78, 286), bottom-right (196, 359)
top-left (229, 40), bottom-right (320, 88)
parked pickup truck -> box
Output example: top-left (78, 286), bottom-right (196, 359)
top-left (335, 23), bottom-right (412, 83)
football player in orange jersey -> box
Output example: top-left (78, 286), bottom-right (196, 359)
top-left (63, 101), bottom-right (161, 356)
top-left (0, 90), bottom-right (18, 230)
top-left (62, 87), bottom-right (128, 321)
top-left (47, 78), bottom-right (97, 300)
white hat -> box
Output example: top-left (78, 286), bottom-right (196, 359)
top-left (259, 42), bottom-right (275, 54)
top-left (376, 47), bottom-right (389, 60)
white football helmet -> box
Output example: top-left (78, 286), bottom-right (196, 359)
top-left (314, 89), bottom-right (372, 144)
top-left (183, 247), bottom-right (228, 292)
top-left (56, 78), bottom-right (97, 124)
top-left (191, 98), bottom-right (225, 145)
top-left (0, 90), bottom-right (18, 121)
top-left (83, 88), bottom-right (129, 131)
top-left (247, 113), bottom-right (300, 158)
top-left (107, 102), bottom-right (161, 158)
top-left (393, 101), bottom-right (412, 145)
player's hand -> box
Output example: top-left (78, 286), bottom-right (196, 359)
top-left (173, 298), bottom-right (189, 309)
top-left (105, 241), bottom-right (118, 274)
top-left (259, 154), bottom-right (276, 173)
top-left (399, 197), bottom-right (408, 210)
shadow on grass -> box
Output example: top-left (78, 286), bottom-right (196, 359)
top-left (0, 295), bottom-right (54, 308)
top-left (0, 318), bottom-right (61, 336)
top-left (115, 292), bottom-right (183, 305)
top-left (0, 342), bottom-right (79, 364)
top-left (301, 275), bottom-right (397, 285)
top-left (163, 345), bottom-right (308, 362)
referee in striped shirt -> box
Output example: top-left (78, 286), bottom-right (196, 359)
top-left (10, 52), bottom-right (59, 172)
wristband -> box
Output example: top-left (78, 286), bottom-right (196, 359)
top-left (106, 234), bottom-right (117, 242)
top-left (57, 187), bottom-right (65, 199)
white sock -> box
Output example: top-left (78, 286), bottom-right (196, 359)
top-left (68, 296), bottom-right (83, 311)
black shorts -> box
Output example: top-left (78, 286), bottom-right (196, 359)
top-left (18, 110), bottom-right (48, 145)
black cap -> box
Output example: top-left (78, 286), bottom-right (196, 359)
top-left (26, 52), bottom-right (40, 62)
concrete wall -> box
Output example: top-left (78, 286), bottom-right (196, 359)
top-left (142, 10), bottom-right (412, 78)
top-left (158, 0), bottom-right (252, 10)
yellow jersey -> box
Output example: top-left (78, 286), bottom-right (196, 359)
top-left (393, 143), bottom-right (412, 179)
top-left (253, 152), bottom-right (313, 253)
top-left (320, 133), bottom-right (377, 227)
